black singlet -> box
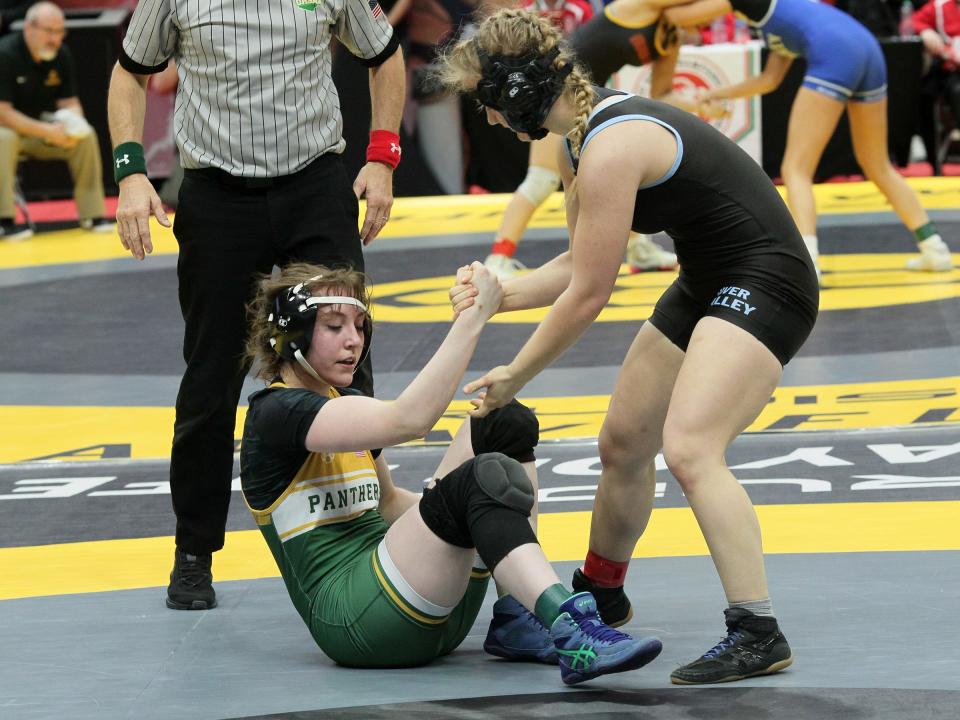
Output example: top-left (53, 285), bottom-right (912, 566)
top-left (569, 12), bottom-right (679, 86)
top-left (566, 88), bottom-right (818, 321)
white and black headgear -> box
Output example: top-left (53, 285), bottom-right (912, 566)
top-left (268, 275), bottom-right (371, 380)
top-left (474, 45), bottom-right (572, 140)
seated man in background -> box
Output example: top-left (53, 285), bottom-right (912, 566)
top-left (0, 1), bottom-right (114, 240)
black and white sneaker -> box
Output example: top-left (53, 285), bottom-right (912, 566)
top-left (79, 217), bottom-right (116, 233)
top-left (166, 549), bottom-right (217, 610)
top-left (0, 218), bottom-right (33, 241)
top-left (571, 568), bottom-right (633, 627)
top-left (670, 608), bottom-right (793, 684)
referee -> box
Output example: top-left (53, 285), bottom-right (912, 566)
top-left (107, 0), bottom-right (404, 611)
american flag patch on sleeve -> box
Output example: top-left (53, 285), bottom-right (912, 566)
top-left (368, 0), bottom-right (383, 18)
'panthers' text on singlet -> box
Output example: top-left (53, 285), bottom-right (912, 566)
top-left (240, 383), bottom-right (388, 623)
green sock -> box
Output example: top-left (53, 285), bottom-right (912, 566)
top-left (913, 222), bottom-right (939, 243)
top-left (534, 583), bottom-right (573, 626)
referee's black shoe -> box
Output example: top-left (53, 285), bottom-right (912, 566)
top-left (670, 608), bottom-right (793, 684)
top-left (166, 549), bottom-right (217, 610)
top-left (571, 568), bottom-right (633, 627)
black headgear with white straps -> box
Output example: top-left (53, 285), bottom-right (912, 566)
top-left (475, 45), bottom-right (572, 140)
top-left (268, 277), bottom-right (371, 381)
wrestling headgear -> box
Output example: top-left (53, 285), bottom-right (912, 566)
top-left (268, 276), bottom-right (371, 380)
top-left (475, 45), bottom-right (572, 140)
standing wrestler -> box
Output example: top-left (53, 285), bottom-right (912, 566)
top-left (485, 0), bottom-right (729, 278)
top-left (665, 0), bottom-right (954, 277)
top-left (108, 0), bottom-right (404, 610)
top-left (239, 261), bottom-right (663, 684)
top-left (439, 9), bottom-right (817, 684)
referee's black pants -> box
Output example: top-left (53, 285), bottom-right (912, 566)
top-left (171, 154), bottom-right (372, 555)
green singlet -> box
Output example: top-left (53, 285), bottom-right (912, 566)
top-left (241, 383), bottom-right (490, 667)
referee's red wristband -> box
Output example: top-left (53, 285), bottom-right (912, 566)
top-left (366, 130), bottom-right (401, 169)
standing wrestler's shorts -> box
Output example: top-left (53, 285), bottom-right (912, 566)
top-left (648, 278), bottom-right (817, 366)
top-left (309, 539), bottom-right (490, 667)
top-left (801, 32), bottom-right (887, 103)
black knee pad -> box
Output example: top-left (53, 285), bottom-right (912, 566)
top-left (473, 452), bottom-right (535, 515)
top-left (418, 453), bottom-right (538, 570)
top-left (470, 399), bottom-right (539, 463)
top-left (418, 460), bottom-right (475, 549)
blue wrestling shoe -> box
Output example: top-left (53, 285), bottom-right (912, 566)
top-left (550, 592), bottom-right (662, 685)
top-left (484, 594), bottom-right (558, 664)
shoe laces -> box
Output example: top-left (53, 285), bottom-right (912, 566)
top-left (702, 629), bottom-right (745, 659)
top-left (502, 600), bottom-right (549, 632)
top-left (522, 609), bottom-right (549, 632)
top-left (575, 613), bottom-right (632, 645)
top-left (178, 554), bottom-right (211, 587)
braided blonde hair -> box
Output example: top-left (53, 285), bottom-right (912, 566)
top-left (436, 9), bottom-right (595, 156)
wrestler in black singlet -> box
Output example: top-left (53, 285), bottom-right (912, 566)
top-left (566, 89), bottom-right (819, 365)
top-left (569, 12), bottom-right (679, 86)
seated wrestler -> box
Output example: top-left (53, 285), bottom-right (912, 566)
top-left (238, 261), bottom-right (662, 685)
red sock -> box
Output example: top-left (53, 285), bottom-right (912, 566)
top-left (582, 550), bottom-right (630, 588)
top-left (491, 238), bottom-right (517, 257)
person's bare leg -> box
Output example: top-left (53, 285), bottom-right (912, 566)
top-left (662, 318), bottom-right (782, 602)
top-left (385, 503), bottom-right (557, 612)
top-left (848, 97), bottom-right (930, 230)
top-left (387, 451), bottom-right (662, 680)
top-left (588, 322), bottom-right (683, 563)
top-left (666, 318), bottom-right (796, 684)
top-left (780, 88), bottom-right (845, 236)
top-left (847, 98), bottom-right (953, 271)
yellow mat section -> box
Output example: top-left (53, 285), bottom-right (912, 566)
top-left (1, 375), bottom-right (958, 463)
top-left (2, 178), bottom-right (958, 270)
top-left (3, 500), bottom-right (957, 601)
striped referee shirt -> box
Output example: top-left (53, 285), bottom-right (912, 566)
top-left (120, 0), bottom-right (397, 177)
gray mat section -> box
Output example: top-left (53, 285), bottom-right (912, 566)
top-left (1, 224), bottom-right (957, 376)
top-left (2, 553), bottom-right (958, 720)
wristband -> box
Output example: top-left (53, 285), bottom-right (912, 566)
top-left (366, 129), bottom-right (401, 169)
top-left (113, 142), bottom-right (147, 183)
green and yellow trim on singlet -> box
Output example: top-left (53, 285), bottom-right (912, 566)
top-left (370, 540), bottom-right (491, 628)
top-left (371, 541), bottom-right (450, 626)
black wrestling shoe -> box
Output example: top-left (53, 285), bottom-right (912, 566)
top-left (571, 568), bottom-right (633, 627)
top-left (670, 608), bottom-right (793, 684)
top-left (166, 549), bottom-right (217, 610)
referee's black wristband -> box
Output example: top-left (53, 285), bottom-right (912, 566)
top-left (113, 142), bottom-right (147, 183)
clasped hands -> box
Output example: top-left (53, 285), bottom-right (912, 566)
top-left (449, 263), bottom-right (522, 418)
